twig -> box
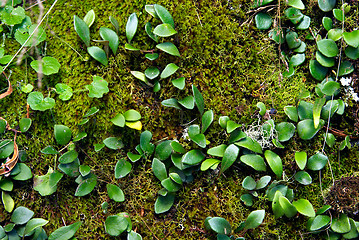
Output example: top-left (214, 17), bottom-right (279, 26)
top-left (25, 0), bottom-right (46, 10)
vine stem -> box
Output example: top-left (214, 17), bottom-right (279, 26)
top-left (2, 0), bottom-right (60, 72)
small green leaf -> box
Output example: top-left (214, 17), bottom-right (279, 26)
top-left (11, 163), bottom-right (32, 181)
top-left (201, 110), bottom-right (214, 133)
top-left (152, 158), bottom-right (167, 181)
top-left (318, 0), bottom-right (336, 12)
top-left (125, 43), bottom-right (140, 51)
top-left (328, 29), bottom-right (343, 41)
top-left (115, 158), bottom-right (132, 178)
top-left (345, 46), bottom-right (359, 60)
top-left (11, 206), bottom-right (34, 225)
top-left (154, 140), bottom-right (172, 160)
top-left (111, 114), bottom-right (125, 127)
top-left (317, 39), bottom-right (339, 58)
top-left (59, 150), bottom-right (78, 164)
top-left (55, 83), bottom-right (73, 101)
top-left (322, 17), bottom-right (333, 31)
top-left (107, 184), bottom-right (125, 202)
top-left (79, 165), bottom-right (91, 176)
top-left (338, 61), bottom-right (354, 76)
top-left (110, 16), bottom-right (119, 34)
top-left (235, 137), bottom-right (262, 154)
top-left (153, 23), bottom-right (177, 37)
top-left (264, 150), bottom-right (283, 178)
top-left (128, 231), bottom-right (143, 240)
top-left (74, 15), bottom-right (90, 47)
top-left (294, 171), bottom-right (312, 185)
top-left (343, 30), bottom-right (359, 48)
top-left (145, 22), bottom-right (158, 42)
top-left (171, 77), bottom-right (185, 89)
top-left (130, 71), bottom-right (147, 83)
top-left (257, 102), bottom-right (266, 116)
top-left (2, 192), bottom-right (15, 212)
top-left (58, 159), bottom-right (80, 177)
top-left (289, 53), bottom-right (305, 66)
top-left (309, 60), bottom-right (328, 81)
top-left (19, 118), bottom-right (32, 132)
top-left (296, 16), bottom-right (311, 30)
top-left (126, 13), bottom-right (138, 43)
top-left (94, 143), bottom-right (105, 152)
top-left (292, 199), bottom-right (315, 217)
top-left (240, 154), bottom-right (266, 171)
top-left (207, 144), bottom-right (227, 157)
top-left (154, 193), bottom-right (175, 214)
top-left (201, 158), bottom-right (220, 171)
top-left (294, 41), bottom-right (306, 53)
top-left (297, 119), bottom-right (324, 140)
top-left (48, 221), bottom-right (82, 240)
top-left (145, 67), bottom-right (160, 80)
top-left (182, 149), bottom-right (205, 165)
top-left (24, 218), bottom-right (48, 236)
top-left (54, 124), bottom-right (72, 146)
top-left (242, 176), bottom-right (256, 190)
top-left (1, 6), bottom-right (25, 26)
top-left (161, 98), bottom-right (181, 110)
top-left (241, 193), bottom-right (254, 207)
top-left (33, 168), bottom-right (63, 196)
top-left (295, 151), bottom-right (307, 170)
top-left (83, 9), bottom-right (95, 27)
top-left (86, 76), bottom-right (109, 98)
top-left (0, 119), bottom-right (6, 133)
top-left (220, 144), bottom-right (239, 174)
top-left (316, 51), bottom-right (335, 67)
top-left (208, 217), bottom-right (231, 235)
top-left (154, 4), bottom-right (175, 28)
top-left (333, 8), bottom-right (344, 22)
top-left (255, 13), bottom-right (272, 30)
top-left (99, 27), bottom-right (119, 54)
top-left (307, 152), bottom-right (328, 171)
top-left (103, 137), bottom-right (123, 150)
top-left (15, 24), bottom-right (47, 47)
top-left (124, 109), bottom-right (141, 122)
top-left (331, 214), bottom-right (351, 233)
top-left (244, 210), bottom-right (265, 230)
top-left (309, 215), bottom-right (331, 231)
top-left (161, 177), bottom-right (181, 192)
top-left (285, 8), bottom-right (303, 25)
top-left (275, 122), bottom-right (296, 142)
top-left (313, 97), bottom-right (326, 128)
top-left (226, 120), bottom-right (241, 134)
top-left (0, 179), bottom-right (13, 191)
top-left (27, 92), bottom-right (55, 111)
top-left (286, 31), bottom-right (301, 49)
top-left (87, 46), bottom-right (108, 66)
top-left (272, 191), bottom-right (284, 218)
top-left (156, 42), bottom-right (180, 56)
top-left (287, 0), bottom-right (305, 9)
top-left (160, 63), bottom-right (179, 79)
top-left (284, 106), bottom-right (298, 122)
top-left (269, 27), bottom-right (285, 44)
top-left (40, 146), bottom-right (59, 155)
top-left (256, 175), bottom-right (271, 189)
top-left (75, 173), bottom-right (97, 196)
top-left (0, 140), bottom-right (14, 158)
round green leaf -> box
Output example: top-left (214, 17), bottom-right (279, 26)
top-left (107, 184), bottom-right (125, 202)
top-left (289, 53), bottom-right (305, 66)
top-left (161, 177), bottom-right (181, 192)
top-left (15, 24), bottom-right (47, 47)
top-left (24, 218), bottom-right (48, 236)
top-left (322, 17), bottom-right (333, 31)
top-left (99, 27), bottom-right (119, 55)
top-left (177, 96), bottom-right (194, 109)
top-left (275, 122), bottom-right (295, 142)
top-left (2, 191), bottom-right (14, 212)
top-left (171, 77), bottom-right (185, 89)
top-left (154, 4), bottom-right (175, 28)
top-left (235, 137), bottom-right (262, 154)
top-left (41, 146), bottom-right (59, 155)
top-left (111, 114), bottom-right (125, 127)
top-left (279, 196), bottom-right (297, 218)
top-left (155, 140), bottom-right (172, 160)
top-left (269, 27), bottom-right (285, 44)
top-left (294, 171), bottom-right (312, 185)
top-left (284, 105), bottom-right (298, 122)
top-left (240, 154), bottom-right (266, 171)
top-left (318, 0), bottom-right (336, 12)
top-left (333, 8), bottom-right (344, 22)
top-left (338, 61), bottom-right (354, 76)
top-left (343, 30), bottom-right (359, 48)
top-left (30, 56), bottom-right (60, 75)
top-left (11, 206), bottom-right (34, 225)
top-left (242, 176), bottom-right (256, 190)
top-left (54, 125), bottom-right (72, 146)
top-left (34, 168), bottom-right (63, 196)
top-left (208, 217), bottom-right (231, 235)
top-left (156, 42), bottom-right (180, 56)
top-left (87, 46), bottom-right (108, 66)
top-left (154, 193), bottom-right (175, 214)
top-left (79, 165), bottom-right (91, 176)
top-left (55, 83), bottom-right (73, 101)
top-left (264, 150), bottom-right (283, 178)
top-left (115, 158), bottom-right (132, 178)
top-left (244, 210), bottom-right (265, 230)
top-left (294, 41), bottom-right (306, 53)
top-left (241, 193), bottom-right (253, 207)
top-left (152, 158), bottom-right (167, 181)
top-left (307, 152), bottom-right (328, 171)
top-left (317, 39), bottom-right (339, 58)
top-left (153, 23), bottom-right (177, 37)
top-left (328, 29), bottom-right (343, 41)
top-left (75, 173), bottom-right (97, 196)
top-left (220, 144), bottom-right (239, 174)
top-left (145, 67), bottom-right (160, 80)
top-left (331, 214), bottom-right (351, 233)
top-left (103, 137), bottom-right (124, 150)
top-left (27, 92), bottom-right (55, 111)
top-left (255, 13), bottom-right (272, 30)
top-left (83, 9), bottom-right (95, 27)
top-left (322, 81), bottom-right (340, 96)
top-left (256, 175), bottom-right (271, 189)
top-left (0, 179), bottom-right (13, 191)
top-left (297, 119), bottom-right (324, 140)
top-left (145, 53), bottom-right (159, 60)
top-left (124, 109), bottom-right (141, 122)
top-left (207, 144), bottom-right (227, 158)
top-left (182, 149), bottom-right (205, 165)
top-left (160, 63), bottom-right (179, 79)
top-left (285, 8), bottom-right (303, 25)
top-left (316, 51), bottom-right (335, 67)
top-left (59, 150), bottom-right (78, 164)
top-left (295, 151), bottom-right (307, 170)
top-left (287, 0), bottom-right (305, 9)
top-left (296, 15), bottom-right (311, 30)
top-left (128, 231), bottom-right (143, 240)
top-left (345, 46), bottom-right (359, 60)
top-left (126, 13), bottom-right (138, 43)
top-left (161, 98), bottom-right (181, 110)
top-left (292, 199), bottom-right (315, 217)
top-left (286, 31), bottom-right (301, 49)
top-left (201, 158), bottom-right (220, 171)
top-left (11, 163), bottom-right (32, 181)
top-left (310, 215), bottom-right (331, 231)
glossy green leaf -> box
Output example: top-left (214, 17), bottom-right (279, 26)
top-left (161, 177), bottom-right (181, 192)
top-left (297, 119), bottom-right (324, 140)
top-left (126, 13), bottom-right (138, 43)
top-left (241, 193), bottom-right (253, 207)
top-left (0, 179), bottom-right (13, 191)
top-left (79, 165), bottom-right (91, 177)
top-left (328, 29), bottom-right (343, 41)
top-left (107, 184), bottom-right (125, 202)
top-left (255, 13), bottom-right (272, 30)
top-left (322, 17), bottom-right (332, 31)
top-left (286, 31), bottom-right (301, 49)
top-left (235, 137), bottom-right (262, 154)
top-left (33, 168), bottom-right (63, 196)
top-left (257, 102), bottom-right (266, 116)
top-left (125, 43), bottom-right (140, 51)
top-left (2, 191), bottom-right (14, 212)
top-left (55, 83), bottom-right (73, 101)
top-left (322, 81), bottom-right (340, 96)
top-left (153, 23), bottom-right (177, 37)
top-left (115, 158), bottom-right (132, 178)
top-left (15, 24), bottom-right (46, 47)
top-left (294, 41), bottom-right (306, 53)
top-left (169, 173), bottom-right (182, 185)
top-left (279, 196), bottom-right (297, 218)
top-left (316, 51), bottom-right (335, 67)
top-left (75, 173), bottom-right (97, 196)
top-left (318, 0), bottom-right (336, 12)
top-left (83, 107), bottom-right (99, 117)
top-left (295, 151), bottom-right (307, 170)
top-left (11, 163), bottom-right (32, 181)
top-left (40, 146), bottom-right (58, 155)
top-left (140, 131), bottom-right (154, 154)
top-left (54, 125), bottom-right (72, 146)
top-left (343, 218), bottom-right (358, 239)
top-left (201, 110), bottom-right (214, 133)
top-left (244, 210), bottom-right (265, 230)
top-left (289, 53), bottom-right (305, 66)
top-left (18, 118), bottom-right (31, 133)
top-left (333, 8), bottom-right (344, 21)
top-left (275, 122), bottom-right (295, 142)
top-left (24, 218), bottom-right (48, 236)
top-left (161, 63), bottom-right (179, 79)
top-left (345, 46), bottom-right (359, 60)
top-left (156, 42), bottom-right (180, 56)
top-left (152, 158), bottom-right (167, 181)
top-left (144, 67), bottom-right (160, 80)
top-left (285, 8), bottom-right (303, 25)
top-left (171, 77), bottom-right (185, 89)
top-left (242, 176), bottom-right (256, 190)
top-left (208, 217), bottom-right (231, 234)
top-left (321, 100), bottom-right (339, 120)
top-left (1, 6), bottom-right (25, 26)
top-left (124, 109), bottom-right (141, 122)
top-left (145, 4), bottom-right (158, 18)
top-left (83, 9), bottom-right (95, 27)
top-left (287, 0), bottom-right (305, 9)
top-left (331, 214), bottom-right (351, 233)
top-left (87, 46), bottom-right (108, 66)
top-left (11, 206), bottom-right (34, 225)
top-left (86, 76), bottom-right (109, 98)
top-left (283, 64), bottom-right (294, 78)
top-left (253, 0), bottom-right (275, 7)
top-left (59, 150), bottom-right (78, 164)
top-left (313, 97), bottom-right (326, 128)
top-left (201, 158), bottom-right (220, 171)
top-left (272, 191), bottom-right (284, 218)
top-left (154, 4), bottom-right (175, 28)
top-left (284, 106), bottom-right (298, 122)
top-left (103, 137), bottom-right (123, 150)
top-left (264, 150), bottom-right (283, 178)
top-left (145, 53), bottom-right (159, 61)
top-left (192, 85), bottom-right (204, 115)
top-left (207, 144), bottom-right (227, 158)
top-left (73, 15), bottom-right (90, 47)
top-left (177, 96), bottom-right (194, 109)
top-left (240, 154), bottom-right (266, 171)
top-left (154, 140), bottom-right (172, 161)
top-left (220, 144), bottom-right (239, 174)
top-left (269, 27), bottom-right (285, 44)
top-left (154, 193), bottom-right (175, 214)
top-left (294, 171), bottom-right (312, 185)
top-left (58, 158), bottom-right (80, 177)
top-left (27, 92), bottom-right (55, 111)
top-left (0, 119), bottom-right (6, 134)
top-left (309, 60), bottom-right (328, 80)
top-left (111, 113), bottom-right (125, 127)
top-left (292, 199), bottom-right (315, 217)
top-left (226, 120), bottom-right (241, 134)
top-left (145, 22), bottom-right (158, 42)
top-left (307, 152), bottom-right (328, 171)
top-left (317, 39), bottom-right (339, 57)
top-left (49, 221), bottom-right (81, 240)
top-left (338, 61), bottom-right (354, 76)
top-left (256, 175), bottom-right (271, 189)
top-left (99, 27), bottom-right (119, 54)
top-left (161, 98), bottom-right (181, 110)
top-left (309, 215), bottom-right (331, 231)
top-left (296, 15), bottom-right (311, 30)
top-left (343, 30), bottom-right (359, 48)
top-left (128, 231), bottom-right (143, 240)
top-left (182, 149), bottom-right (205, 165)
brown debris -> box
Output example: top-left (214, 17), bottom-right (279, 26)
top-left (0, 77), bottom-right (12, 99)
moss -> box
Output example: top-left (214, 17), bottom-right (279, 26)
top-left (1, 0), bottom-right (359, 239)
